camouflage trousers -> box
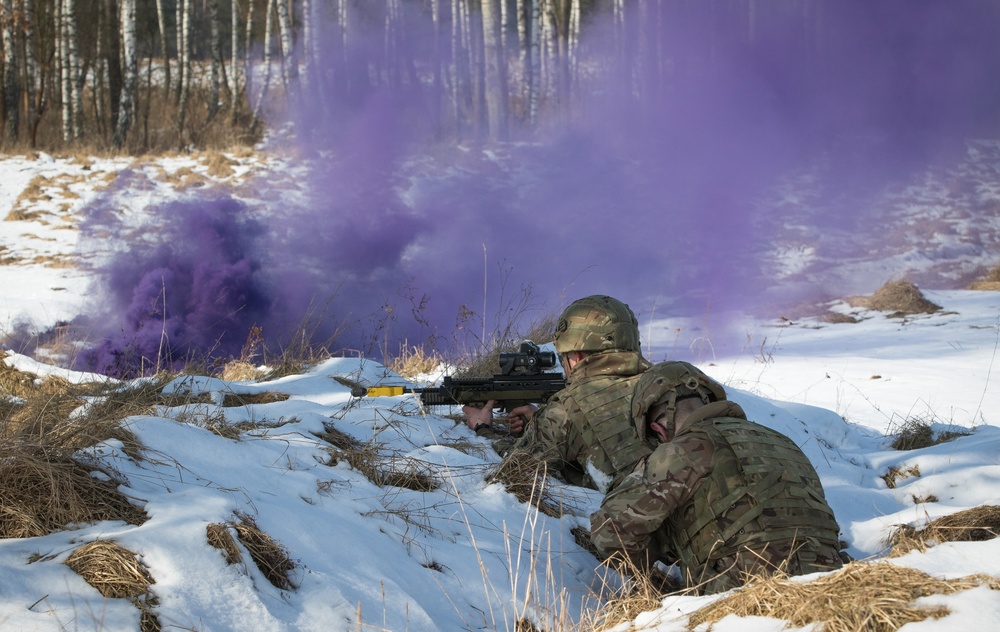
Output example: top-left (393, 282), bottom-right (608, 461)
top-left (681, 538), bottom-right (843, 595)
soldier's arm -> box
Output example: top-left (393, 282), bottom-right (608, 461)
top-left (590, 438), bottom-right (711, 562)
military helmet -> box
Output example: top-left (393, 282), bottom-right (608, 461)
top-left (631, 361), bottom-right (727, 433)
top-left (553, 295), bottom-right (641, 354)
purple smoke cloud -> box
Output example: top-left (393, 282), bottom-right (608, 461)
top-left (74, 0), bottom-right (1000, 374)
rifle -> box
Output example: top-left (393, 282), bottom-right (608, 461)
top-left (351, 341), bottom-right (566, 411)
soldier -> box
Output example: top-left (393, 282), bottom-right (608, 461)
top-left (590, 361), bottom-right (844, 594)
top-left (463, 295), bottom-right (652, 492)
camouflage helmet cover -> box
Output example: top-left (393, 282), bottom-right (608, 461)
top-left (631, 361), bottom-right (727, 433)
top-left (553, 295), bottom-right (641, 354)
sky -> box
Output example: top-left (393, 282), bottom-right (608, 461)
top-left (2, 153), bottom-right (1000, 631)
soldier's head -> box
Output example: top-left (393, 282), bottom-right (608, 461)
top-left (631, 361), bottom-right (727, 441)
top-left (552, 296), bottom-right (641, 367)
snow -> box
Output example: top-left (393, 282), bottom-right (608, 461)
top-left (2, 152), bottom-right (1000, 631)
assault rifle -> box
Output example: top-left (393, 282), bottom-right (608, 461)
top-left (351, 340), bottom-right (566, 411)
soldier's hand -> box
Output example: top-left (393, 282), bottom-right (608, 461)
top-left (463, 401), bottom-right (496, 432)
top-left (506, 404), bottom-right (537, 437)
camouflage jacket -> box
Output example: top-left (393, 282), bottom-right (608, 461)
top-left (590, 401), bottom-right (842, 593)
top-left (513, 349), bottom-right (653, 492)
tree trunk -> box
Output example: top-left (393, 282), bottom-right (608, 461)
top-left (114, 0), bottom-right (136, 148)
top-left (481, 0), bottom-right (507, 140)
top-left (230, 0), bottom-right (241, 122)
top-left (155, 0), bottom-right (170, 98)
top-left (528, 0), bottom-right (540, 123)
top-left (251, 0), bottom-right (275, 126)
top-left (64, 0), bottom-right (83, 139)
top-left (105, 0), bottom-right (122, 133)
top-left (22, 0), bottom-right (43, 146)
top-left (275, 0), bottom-right (296, 100)
top-left (177, 0), bottom-right (191, 142)
top-left (207, 0), bottom-right (222, 122)
top-left (2, 0), bottom-right (19, 141)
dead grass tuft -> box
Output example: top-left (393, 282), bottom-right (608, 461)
top-left (968, 264), bottom-right (1000, 291)
top-left (890, 417), bottom-right (971, 451)
top-left (64, 539), bottom-right (162, 631)
top-left (0, 371), bottom-right (167, 538)
top-left (231, 512), bottom-right (297, 591)
top-left (219, 360), bottom-right (264, 382)
top-left (203, 151), bottom-right (237, 178)
top-left (848, 280), bottom-right (941, 317)
top-left (0, 453), bottom-right (147, 538)
top-left (822, 312), bottom-right (860, 324)
top-left (65, 539), bottom-right (156, 599)
top-left (220, 391), bottom-right (290, 407)
top-left (687, 562), bottom-right (1000, 632)
top-left (388, 342), bottom-right (445, 378)
top-left (883, 464), bottom-right (921, 489)
top-left (486, 449), bottom-right (564, 517)
top-left (1, 355), bottom-right (39, 398)
top-left (583, 553), bottom-right (681, 631)
top-left (338, 443), bottom-right (439, 491)
top-left (206, 522), bottom-right (244, 565)
top-left (887, 506), bottom-right (1000, 556)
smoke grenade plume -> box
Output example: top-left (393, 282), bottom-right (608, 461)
top-left (74, 0), bottom-right (1000, 375)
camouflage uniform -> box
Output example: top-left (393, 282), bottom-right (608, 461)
top-left (591, 391), bottom-right (843, 594)
top-left (516, 348), bottom-right (652, 491)
top-left (508, 295), bottom-right (653, 492)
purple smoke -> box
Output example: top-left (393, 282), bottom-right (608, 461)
top-left (76, 199), bottom-right (270, 376)
top-left (75, 0), bottom-right (1000, 374)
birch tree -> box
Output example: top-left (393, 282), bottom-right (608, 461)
top-left (177, 0), bottom-right (192, 140)
top-left (207, 0), bottom-right (222, 121)
top-left (114, 0), bottom-right (136, 147)
top-left (275, 0), bottom-right (296, 101)
top-left (481, 0), bottom-right (508, 139)
top-left (59, 0), bottom-right (84, 141)
top-left (251, 0), bottom-right (276, 126)
top-left (155, 0), bottom-right (170, 97)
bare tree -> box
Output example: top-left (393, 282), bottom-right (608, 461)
top-left (481, 0), bottom-right (508, 139)
top-left (275, 0), bottom-right (296, 101)
top-left (207, 0), bottom-right (222, 122)
top-left (177, 0), bottom-right (192, 141)
top-left (59, 0), bottom-right (84, 141)
top-left (154, 0), bottom-right (170, 98)
top-left (251, 0), bottom-right (275, 126)
top-left (114, 0), bottom-right (136, 147)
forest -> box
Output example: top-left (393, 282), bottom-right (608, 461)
top-left (6, 0), bottom-right (997, 155)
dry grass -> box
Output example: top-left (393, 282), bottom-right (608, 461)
top-left (883, 464), bottom-right (921, 489)
top-left (206, 522), bottom-right (244, 565)
top-left (335, 442), bottom-right (439, 492)
top-left (687, 562), bottom-right (1000, 632)
top-left (486, 449), bottom-right (564, 518)
top-left (231, 512), bottom-right (297, 591)
top-left (889, 417), bottom-right (971, 451)
top-left (388, 341), bottom-right (446, 378)
top-left (887, 506), bottom-right (1000, 556)
top-left (0, 364), bottom-right (168, 538)
top-left (219, 360), bottom-right (264, 382)
top-left (582, 554), bottom-right (682, 631)
top-left (0, 453), bottom-right (147, 538)
top-left (968, 264), bottom-right (1000, 291)
top-left (65, 539), bottom-right (160, 631)
top-left (65, 539), bottom-right (156, 599)
top-left (848, 280), bottom-right (941, 317)
top-left (220, 391), bottom-right (290, 407)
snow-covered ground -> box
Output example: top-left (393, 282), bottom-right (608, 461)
top-left (1, 150), bottom-right (1000, 631)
